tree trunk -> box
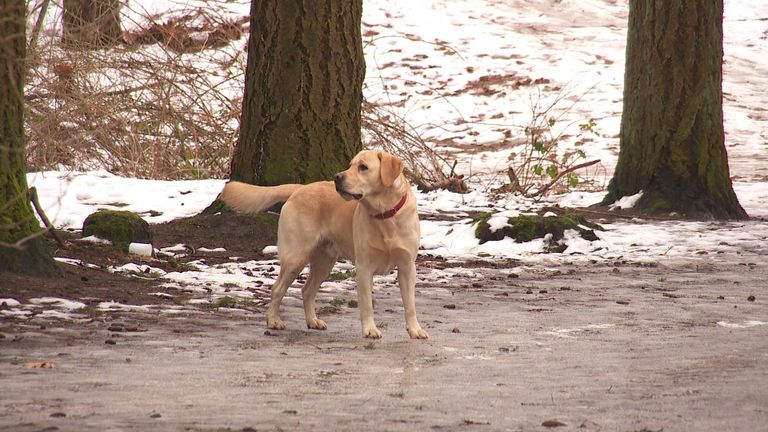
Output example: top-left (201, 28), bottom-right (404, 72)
top-left (62, 0), bottom-right (122, 48)
top-left (0, 1), bottom-right (61, 276)
top-left (230, 0), bottom-right (365, 185)
top-left (603, 0), bottom-right (747, 220)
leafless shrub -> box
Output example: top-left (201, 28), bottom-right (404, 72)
top-left (24, 4), bottom-right (464, 191)
top-left (362, 99), bottom-right (467, 193)
top-left (25, 3), bottom-right (247, 179)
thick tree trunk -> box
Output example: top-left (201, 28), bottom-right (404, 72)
top-left (603, 0), bottom-right (747, 220)
top-left (62, 0), bottom-right (122, 48)
top-left (230, 1), bottom-right (365, 185)
top-left (0, 1), bottom-right (61, 276)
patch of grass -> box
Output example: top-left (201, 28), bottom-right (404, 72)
top-left (125, 268), bottom-right (164, 279)
top-left (166, 259), bottom-right (200, 272)
top-left (212, 296), bottom-right (237, 309)
top-left (329, 298), bottom-right (358, 308)
top-left (388, 390), bottom-right (405, 398)
top-left (329, 269), bottom-right (356, 281)
top-left (364, 342), bottom-right (376, 350)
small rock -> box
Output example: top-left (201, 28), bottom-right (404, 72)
top-left (747, 295), bottom-right (756, 302)
top-left (108, 324), bottom-right (124, 332)
top-left (717, 295), bottom-right (725, 300)
top-left (149, 412), bottom-right (161, 418)
top-left (542, 419), bottom-right (567, 428)
top-left (616, 300), bottom-right (630, 305)
top-left (443, 304), bottom-right (456, 310)
top-left (451, 328), bottom-right (461, 333)
top-left (50, 412), bottom-right (66, 418)
top-left (105, 339), bottom-right (117, 345)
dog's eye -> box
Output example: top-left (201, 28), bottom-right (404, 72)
top-left (359, 164), bottom-right (368, 172)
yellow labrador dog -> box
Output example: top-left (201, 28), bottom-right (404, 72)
top-left (219, 150), bottom-right (428, 339)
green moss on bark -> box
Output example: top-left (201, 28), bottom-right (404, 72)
top-left (603, 0), bottom-right (746, 220)
top-left (0, 1), bottom-right (61, 277)
top-left (230, 1), bottom-right (364, 185)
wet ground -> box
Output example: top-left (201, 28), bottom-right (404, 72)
top-left (2, 230), bottom-right (766, 431)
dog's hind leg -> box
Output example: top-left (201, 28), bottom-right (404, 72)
top-left (301, 249), bottom-right (337, 330)
top-left (267, 256), bottom-right (307, 330)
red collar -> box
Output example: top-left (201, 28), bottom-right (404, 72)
top-left (373, 194), bottom-right (407, 220)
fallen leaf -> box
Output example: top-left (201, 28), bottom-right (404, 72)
top-left (25, 361), bottom-right (56, 369)
top-left (542, 419), bottom-right (567, 428)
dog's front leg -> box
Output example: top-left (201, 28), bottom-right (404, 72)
top-left (398, 261), bottom-right (429, 339)
top-left (355, 269), bottom-right (382, 338)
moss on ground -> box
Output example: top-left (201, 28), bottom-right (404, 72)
top-left (82, 210), bottom-right (152, 252)
top-left (475, 209), bottom-right (602, 252)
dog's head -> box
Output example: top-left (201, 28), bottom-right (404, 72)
top-left (334, 151), bottom-right (404, 201)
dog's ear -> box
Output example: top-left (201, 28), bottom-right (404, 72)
top-left (378, 152), bottom-right (404, 187)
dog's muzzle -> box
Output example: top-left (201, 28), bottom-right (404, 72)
top-left (334, 173), bottom-right (362, 200)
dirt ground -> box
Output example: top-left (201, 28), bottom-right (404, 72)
top-left (1, 214), bottom-right (767, 432)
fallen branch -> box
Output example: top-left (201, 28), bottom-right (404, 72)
top-left (29, 186), bottom-right (66, 248)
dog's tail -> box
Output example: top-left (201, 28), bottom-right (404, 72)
top-left (219, 181), bottom-right (302, 215)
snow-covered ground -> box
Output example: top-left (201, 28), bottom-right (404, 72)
top-left (19, 0), bottom-right (768, 301)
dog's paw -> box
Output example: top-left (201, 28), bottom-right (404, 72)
top-left (306, 318), bottom-right (328, 330)
top-left (267, 317), bottom-right (286, 330)
top-left (407, 325), bottom-right (429, 339)
top-left (363, 326), bottom-right (382, 339)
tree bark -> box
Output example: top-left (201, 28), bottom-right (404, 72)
top-left (230, 0), bottom-right (365, 185)
top-left (0, 1), bottom-right (62, 276)
top-left (62, 0), bottom-right (122, 48)
top-left (603, 0), bottom-right (747, 220)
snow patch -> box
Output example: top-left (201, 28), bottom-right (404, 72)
top-left (29, 297), bottom-right (87, 310)
top-left (717, 320), bottom-right (766, 329)
top-left (610, 191), bottom-right (643, 210)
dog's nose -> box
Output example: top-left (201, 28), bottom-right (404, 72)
top-left (334, 173), bottom-right (343, 187)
